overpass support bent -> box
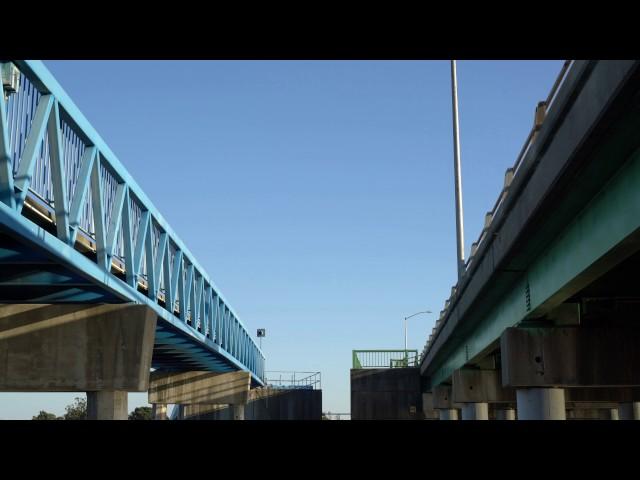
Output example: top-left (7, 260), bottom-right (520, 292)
top-left (148, 370), bottom-right (251, 420)
top-left (452, 368), bottom-right (515, 420)
top-left (0, 303), bottom-right (156, 419)
top-left (501, 327), bottom-right (640, 419)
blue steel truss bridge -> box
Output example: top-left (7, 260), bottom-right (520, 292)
top-left (0, 60), bottom-right (265, 386)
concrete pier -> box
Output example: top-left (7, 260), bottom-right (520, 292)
top-left (438, 409), bottom-right (459, 420)
top-left (495, 408), bottom-right (516, 420)
top-left (176, 405), bottom-right (185, 420)
top-left (233, 404), bottom-right (245, 420)
top-left (152, 403), bottom-right (168, 420)
top-left (516, 388), bottom-right (566, 420)
top-left (421, 393), bottom-right (439, 420)
top-left (433, 385), bottom-right (462, 420)
top-left (619, 402), bottom-right (640, 420)
top-left (461, 403), bottom-right (489, 420)
top-left (87, 390), bottom-right (128, 420)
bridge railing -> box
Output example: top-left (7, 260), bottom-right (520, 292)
top-left (421, 60), bottom-right (575, 363)
top-left (352, 350), bottom-right (419, 369)
top-left (0, 60), bottom-right (265, 383)
top-left (265, 371), bottom-right (321, 390)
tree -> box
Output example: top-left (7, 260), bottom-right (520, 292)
top-left (128, 406), bottom-right (152, 420)
top-left (32, 410), bottom-right (60, 420)
top-left (63, 397), bottom-right (87, 420)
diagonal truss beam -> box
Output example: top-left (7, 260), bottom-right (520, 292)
top-left (0, 60), bottom-right (265, 384)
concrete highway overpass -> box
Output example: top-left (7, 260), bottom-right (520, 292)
top-left (420, 60), bottom-right (640, 420)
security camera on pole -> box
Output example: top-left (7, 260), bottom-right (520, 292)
top-left (257, 328), bottom-right (265, 349)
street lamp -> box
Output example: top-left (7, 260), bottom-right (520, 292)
top-left (451, 59), bottom-right (466, 281)
top-left (404, 310), bottom-right (431, 351)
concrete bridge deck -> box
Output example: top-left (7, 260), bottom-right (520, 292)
top-left (420, 60), bottom-right (640, 419)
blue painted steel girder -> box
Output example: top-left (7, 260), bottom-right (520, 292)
top-left (0, 60), bottom-right (265, 385)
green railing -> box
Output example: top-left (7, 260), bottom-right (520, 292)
top-left (352, 350), bottom-right (419, 369)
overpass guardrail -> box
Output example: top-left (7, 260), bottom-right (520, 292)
top-left (421, 60), bottom-right (575, 363)
top-left (352, 349), bottom-right (419, 369)
top-left (265, 371), bottom-right (321, 390)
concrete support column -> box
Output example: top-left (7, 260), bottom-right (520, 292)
top-left (619, 402), bottom-right (640, 420)
top-left (233, 404), bottom-right (245, 420)
top-left (152, 403), bottom-right (167, 420)
top-left (495, 408), bottom-right (516, 420)
top-left (87, 391), bottom-right (128, 420)
top-left (176, 405), bottom-right (185, 420)
top-left (438, 409), bottom-right (459, 420)
top-left (461, 403), bottom-right (489, 420)
top-left (516, 388), bottom-right (566, 420)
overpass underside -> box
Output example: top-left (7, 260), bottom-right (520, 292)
top-left (421, 60), bottom-right (640, 419)
top-left (0, 59), bottom-right (267, 418)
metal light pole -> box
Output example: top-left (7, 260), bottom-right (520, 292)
top-left (404, 310), bottom-right (432, 351)
top-left (451, 60), bottom-right (466, 281)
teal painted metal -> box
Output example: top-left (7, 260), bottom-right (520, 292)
top-left (68, 146), bottom-right (96, 246)
top-left (427, 146), bottom-right (640, 386)
top-left (0, 60), bottom-right (265, 384)
top-left (0, 87), bottom-right (16, 208)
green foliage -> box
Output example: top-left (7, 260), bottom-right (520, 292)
top-left (32, 410), bottom-right (60, 420)
top-left (33, 399), bottom-right (155, 421)
top-left (63, 397), bottom-right (87, 420)
top-left (128, 406), bottom-right (153, 420)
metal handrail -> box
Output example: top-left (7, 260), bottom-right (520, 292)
top-left (352, 349), bottom-right (419, 368)
top-left (265, 371), bottom-right (321, 390)
top-left (1, 60), bottom-right (266, 383)
top-left (421, 60), bottom-right (575, 362)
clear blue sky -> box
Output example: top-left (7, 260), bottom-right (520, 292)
top-left (0, 60), bottom-right (564, 419)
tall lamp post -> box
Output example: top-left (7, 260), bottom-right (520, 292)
top-left (404, 310), bottom-right (432, 352)
top-left (451, 60), bottom-right (466, 281)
